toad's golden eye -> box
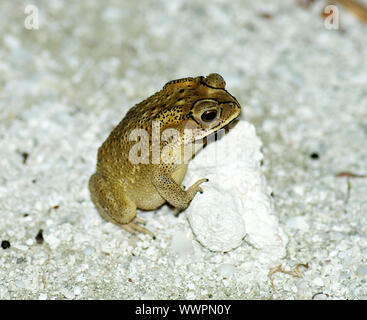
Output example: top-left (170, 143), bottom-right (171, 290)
top-left (201, 109), bottom-right (217, 122)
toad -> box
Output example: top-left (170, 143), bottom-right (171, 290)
top-left (89, 73), bottom-right (241, 236)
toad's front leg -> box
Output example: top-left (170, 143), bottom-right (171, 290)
top-left (152, 165), bottom-right (208, 213)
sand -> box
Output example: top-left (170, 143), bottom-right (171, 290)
top-left (1, 0), bottom-right (367, 299)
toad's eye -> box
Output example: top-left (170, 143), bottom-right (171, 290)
top-left (201, 109), bottom-right (217, 122)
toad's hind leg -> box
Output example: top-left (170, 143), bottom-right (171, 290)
top-left (89, 173), bottom-right (154, 236)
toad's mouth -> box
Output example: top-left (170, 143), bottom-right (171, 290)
top-left (195, 116), bottom-right (240, 145)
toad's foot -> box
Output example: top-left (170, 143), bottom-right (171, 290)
top-left (174, 178), bottom-right (208, 216)
top-left (122, 217), bottom-right (155, 237)
top-left (186, 178), bottom-right (208, 197)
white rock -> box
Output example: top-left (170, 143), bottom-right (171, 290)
top-left (185, 120), bottom-right (288, 256)
top-left (187, 184), bottom-right (246, 252)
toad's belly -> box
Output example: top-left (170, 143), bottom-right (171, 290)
top-left (134, 189), bottom-right (166, 210)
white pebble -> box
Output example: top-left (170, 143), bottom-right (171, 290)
top-left (76, 274), bottom-right (86, 282)
top-left (286, 216), bottom-right (309, 232)
top-left (3, 35), bottom-right (21, 50)
top-left (217, 263), bottom-right (236, 278)
top-left (61, 288), bottom-right (75, 299)
top-left (102, 8), bottom-right (122, 21)
top-left (293, 185), bottom-right (305, 196)
top-left (171, 231), bottom-right (194, 256)
top-left (141, 293), bottom-right (155, 300)
top-left (44, 234), bottom-right (60, 250)
top-left (356, 265), bottom-right (367, 277)
top-left (296, 279), bottom-right (307, 296)
top-left (38, 293), bottom-right (48, 300)
top-left (15, 280), bottom-right (25, 288)
top-left (186, 291), bottom-right (196, 300)
top-left (12, 244), bottom-right (28, 251)
top-left (74, 286), bottom-right (82, 295)
top-left (312, 277), bottom-right (324, 287)
top-left (84, 246), bottom-right (96, 256)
